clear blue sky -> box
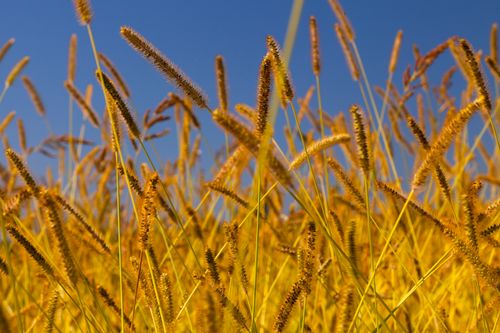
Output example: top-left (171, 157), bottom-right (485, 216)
top-left (0, 1), bottom-right (498, 177)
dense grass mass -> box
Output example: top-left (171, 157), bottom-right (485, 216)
top-left (0, 0), bottom-right (499, 332)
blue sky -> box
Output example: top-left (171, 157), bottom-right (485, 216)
top-left (0, 1), bottom-right (498, 179)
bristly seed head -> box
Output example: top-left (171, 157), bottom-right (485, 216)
top-left (72, 0), bottom-right (93, 25)
top-left (309, 16), bottom-right (321, 75)
top-left (120, 26), bottom-right (209, 109)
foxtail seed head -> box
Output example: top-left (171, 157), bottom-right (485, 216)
top-left (68, 34), bottom-right (77, 83)
top-left (22, 76), bottom-right (45, 117)
top-left (97, 70), bottom-right (140, 139)
top-left (215, 55), bottom-right (228, 112)
top-left (334, 23), bottom-right (359, 81)
top-left (5, 56), bottom-right (29, 88)
top-left (266, 36), bottom-right (294, 108)
top-left (309, 16), bottom-right (321, 75)
top-left (121, 26), bottom-right (209, 109)
top-left (72, 0), bottom-right (93, 25)
top-left (389, 30), bottom-right (403, 74)
top-left (256, 54), bottom-right (272, 136)
top-left (64, 80), bottom-right (100, 128)
top-left (349, 105), bottom-right (371, 176)
top-left (5, 148), bottom-right (40, 196)
top-left (459, 39), bottom-right (491, 111)
top-left (0, 38), bottom-right (15, 63)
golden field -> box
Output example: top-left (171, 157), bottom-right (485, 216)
top-left (0, 0), bottom-right (499, 332)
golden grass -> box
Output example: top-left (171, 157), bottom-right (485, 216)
top-left (0, 1), bottom-right (499, 332)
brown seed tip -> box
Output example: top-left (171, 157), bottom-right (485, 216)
top-left (328, 0), bottom-right (355, 41)
top-left (0, 38), bottom-right (15, 63)
top-left (22, 76), bottom-right (46, 117)
top-left (334, 23), bottom-right (359, 81)
top-left (309, 16), bottom-right (321, 75)
top-left (256, 54), bottom-right (272, 136)
top-left (389, 30), bottom-right (403, 74)
top-left (120, 26), bottom-right (209, 109)
top-left (5, 56), bottom-right (29, 87)
top-left (349, 105), bottom-right (370, 176)
top-left (491, 23), bottom-right (498, 64)
top-left (459, 38), bottom-right (491, 112)
top-left (73, 0), bottom-right (93, 25)
top-left (68, 34), bottom-right (77, 83)
top-left (215, 55), bottom-right (228, 112)
top-left (266, 35), bottom-right (294, 107)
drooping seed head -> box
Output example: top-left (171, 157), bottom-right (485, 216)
top-left (0, 38), bottom-right (15, 63)
top-left (5, 56), bottom-right (29, 87)
top-left (120, 26), bottom-right (209, 109)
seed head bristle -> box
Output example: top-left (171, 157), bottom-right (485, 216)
top-left (72, 0), bottom-right (93, 25)
top-left (5, 56), bottom-right (29, 88)
top-left (0, 257), bottom-right (7, 275)
top-left (64, 80), bottom-right (100, 128)
top-left (459, 39), bottom-right (491, 111)
top-left (335, 286), bottom-right (355, 333)
top-left (169, 92), bottom-right (200, 129)
top-left (256, 54), bottom-right (272, 136)
top-left (491, 23), bottom-right (498, 64)
top-left (97, 70), bottom-right (140, 139)
top-left (327, 158), bottom-right (365, 208)
top-left (329, 210), bottom-right (344, 242)
top-left (6, 224), bottom-right (54, 277)
top-left (212, 109), bottom-right (292, 186)
top-left (214, 287), bottom-right (248, 330)
top-left (334, 23), bottom-right (359, 81)
top-left (376, 181), bottom-right (448, 233)
top-left (0, 38), bottom-right (15, 63)
top-left (0, 111), bottom-right (16, 135)
top-left (266, 35), bottom-right (294, 108)
top-left (42, 191), bottom-right (78, 285)
top-left (309, 16), bottom-right (321, 75)
top-left (97, 285), bottom-right (134, 328)
top-left (347, 220), bottom-right (358, 273)
top-left (300, 221), bottom-right (316, 294)
top-left (53, 192), bottom-right (111, 254)
top-left (205, 248), bottom-right (221, 287)
top-left (215, 55), bottom-right (228, 112)
top-left (16, 119), bottom-right (26, 153)
top-left (481, 223), bottom-right (500, 237)
top-left (389, 30), bottom-right (403, 74)
top-left (273, 280), bottom-right (303, 332)
top-left (485, 56), bottom-right (500, 80)
top-left (235, 103), bottom-right (258, 124)
top-left (159, 273), bottom-right (175, 323)
top-left (206, 181), bottom-right (249, 209)
top-left (289, 133), bottom-right (350, 170)
top-left (328, 0), bottom-right (355, 41)
top-left (104, 90), bottom-right (122, 152)
top-left (349, 105), bottom-right (371, 176)
top-left (139, 173), bottom-right (159, 251)
top-left (120, 26), bottom-right (209, 109)
top-left (412, 99), bottom-right (481, 190)
top-left (212, 145), bottom-right (246, 183)
top-left (406, 115), bottom-right (451, 201)
top-left (68, 34), bottom-right (77, 83)
top-left (21, 76), bottom-right (45, 117)
top-left (5, 148), bottom-right (40, 196)
top-left (98, 52), bottom-right (131, 98)
top-left (43, 291), bottom-right (59, 333)
top-left (463, 180), bottom-right (482, 251)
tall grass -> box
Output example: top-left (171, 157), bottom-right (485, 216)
top-left (0, 0), bottom-right (499, 332)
